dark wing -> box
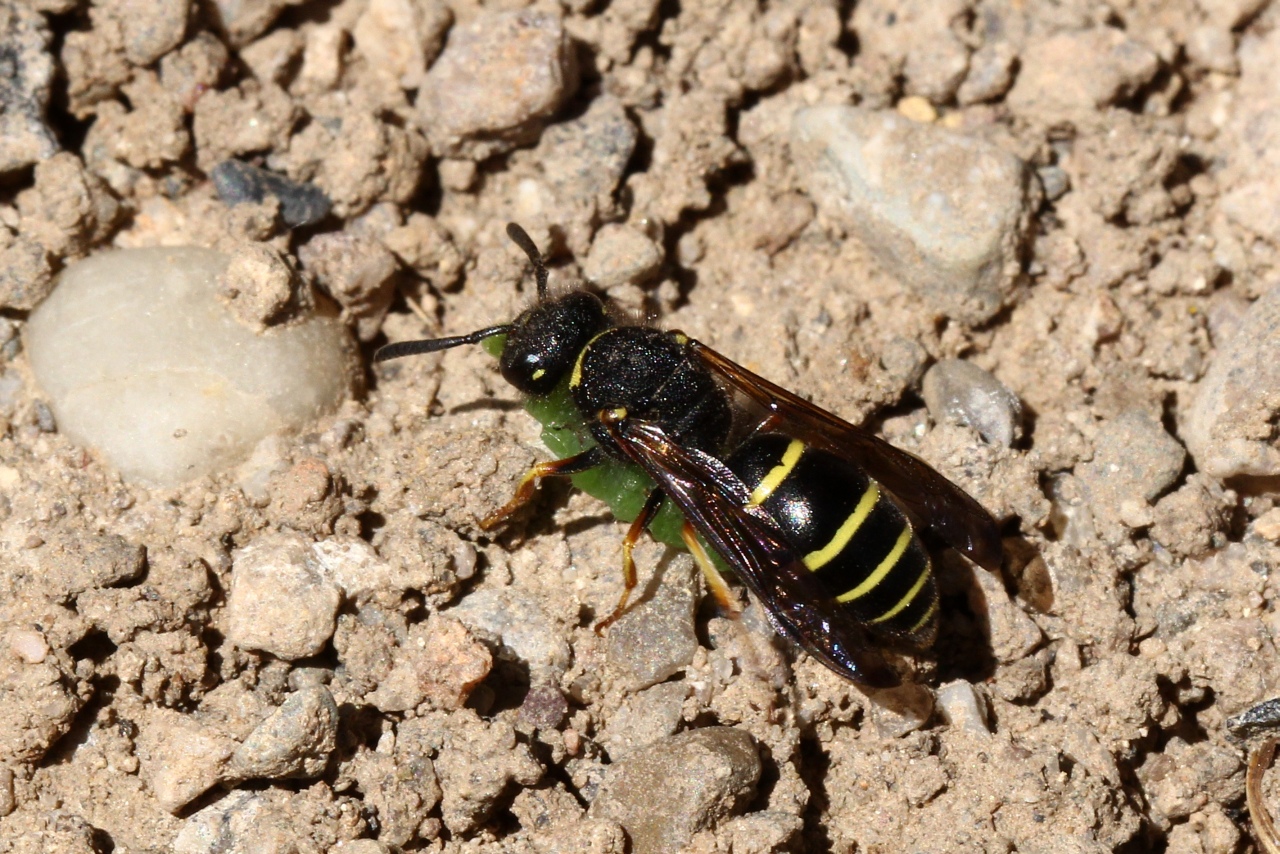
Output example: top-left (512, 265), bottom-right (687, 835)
top-left (603, 416), bottom-right (900, 688)
top-left (690, 340), bottom-right (1003, 571)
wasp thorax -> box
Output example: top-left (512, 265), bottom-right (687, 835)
top-left (499, 291), bottom-right (609, 395)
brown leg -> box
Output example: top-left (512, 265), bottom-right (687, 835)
top-left (481, 448), bottom-right (603, 530)
top-left (682, 522), bottom-right (742, 616)
top-left (594, 488), bottom-right (665, 633)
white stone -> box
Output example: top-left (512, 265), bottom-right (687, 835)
top-left (25, 247), bottom-right (353, 486)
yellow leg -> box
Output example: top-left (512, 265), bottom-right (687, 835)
top-left (594, 489), bottom-right (665, 633)
top-left (682, 522), bottom-right (741, 616)
top-left (481, 449), bottom-right (601, 530)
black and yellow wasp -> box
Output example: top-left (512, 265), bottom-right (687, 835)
top-left (376, 224), bottom-right (1003, 686)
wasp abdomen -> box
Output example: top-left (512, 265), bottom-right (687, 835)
top-left (726, 433), bottom-right (939, 645)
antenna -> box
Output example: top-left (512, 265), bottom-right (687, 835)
top-left (505, 223), bottom-right (548, 299)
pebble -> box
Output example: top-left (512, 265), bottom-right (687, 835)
top-left (173, 789), bottom-right (297, 854)
top-left (921, 359), bottom-right (1023, 447)
top-left (866, 682), bottom-right (935, 738)
top-left (534, 96), bottom-right (638, 254)
top-left (599, 681), bottom-right (688, 760)
top-left (604, 557), bottom-right (699, 691)
top-left (448, 588), bottom-right (572, 680)
top-left (363, 614), bottom-right (492, 713)
top-left (583, 223), bottom-right (663, 290)
top-left (0, 5), bottom-right (57, 174)
top-left (139, 709), bottom-right (239, 813)
top-left (298, 232), bottom-right (397, 341)
top-left (417, 10), bottom-right (576, 160)
top-left (352, 0), bottom-right (452, 90)
top-left (119, 0), bottom-right (190, 66)
top-left (1184, 280), bottom-right (1280, 478)
top-left (966, 561), bottom-right (1044, 664)
top-left (226, 532), bottom-right (342, 660)
top-left (1007, 28), bottom-right (1160, 114)
top-left (791, 106), bottom-right (1033, 324)
top-left (1186, 25), bottom-right (1238, 75)
top-left (589, 727), bottom-right (761, 854)
top-left (24, 247), bottom-right (353, 486)
top-left (229, 685), bottom-right (339, 779)
top-left (1081, 411), bottom-right (1185, 506)
top-left (211, 159), bottom-right (332, 228)
top-left (936, 679), bottom-right (993, 734)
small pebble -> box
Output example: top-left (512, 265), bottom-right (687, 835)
top-left (966, 562), bottom-right (1044, 663)
top-left (298, 232), bottom-right (398, 341)
top-left (24, 247), bottom-right (353, 486)
top-left (1226, 696), bottom-right (1280, 739)
top-left (867, 682), bottom-right (935, 738)
top-left (364, 614), bottom-right (492, 712)
top-left (139, 710), bottom-right (239, 813)
top-left (921, 359), bottom-right (1023, 447)
top-left (583, 224), bottom-right (663, 290)
top-left (1185, 280), bottom-right (1280, 478)
top-left (8, 629), bottom-right (48, 664)
top-left (0, 765), bottom-right (13, 817)
top-left (229, 685), bottom-right (339, 779)
top-left (211, 160), bottom-right (332, 228)
top-left (352, 0), bottom-right (452, 90)
top-left (791, 106), bottom-right (1034, 324)
top-left (599, 681), bottom-right (688, 760)
top-left (448, 588), bottom-right (572, 680)
top-left (226, 532), bottom-right (342, 660)
top-left (589, 727), bottom-right (761, 854)
top-left (1081, 411), bottom-right (1186, 504)
top-left (1007, 28), bottom-right (1160, 114)
top-left (604, 557), bottom-right (699, 691)
top-left (936, 679), bottom-right (993, 734)
top-left (417, 10), bottom-right (576, 159)
top-left (173, 789), bottom-right (297, 854)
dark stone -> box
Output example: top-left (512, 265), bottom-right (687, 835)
top-left (211, 159), bottom-right (331, 228)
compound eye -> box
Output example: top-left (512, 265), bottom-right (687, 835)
top-left (501, 338), bottom-right (566, 394)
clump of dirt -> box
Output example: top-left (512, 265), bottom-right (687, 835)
top-left (3, 0), bottom-right (1280, 852)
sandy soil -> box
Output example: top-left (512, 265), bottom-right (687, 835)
top-left (2, 0), bottom-right (1280, 852)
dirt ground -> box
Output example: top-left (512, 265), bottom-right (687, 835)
top-left (2, 0), bottom-right (1280, 851)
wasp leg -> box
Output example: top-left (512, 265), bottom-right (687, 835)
top-left (481, 447), bottom-right (605, 530)
top-left (681, 521), bottom-right (742, 617)
top-left (595, 488), bottom-right (666, 633)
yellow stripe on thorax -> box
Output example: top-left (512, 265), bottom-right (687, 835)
top-left (803, 482), bottom-right (879, 571)
top-left (569, 331), bottom-right (610, 389)
top-left (870, 561), bottom-right (931, 623)
top-left (836, 526), bottom-right (912, 603)
top-left (748, 439), bottom-right (805, 507)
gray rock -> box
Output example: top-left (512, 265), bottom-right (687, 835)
top-left (590, 727), bottom-right (761, 854)
top-left (0, 6), bottom-right (57, 175)
top-left (1082, 411), bottom-right (1186, 517)
top-left (227, 532), bottom-right (342, 660)
top-left (211, 159), bottom-right (332, 228)
top-left (791, 106), bottom-right (1034, 324)
top-left (534, 96), bottom-right (638, 254)
top-left (448, 588), bottom-right (571, 680)
top-left (599, 681), bottom-right (688, 760)
top-left (584, 224), bottom-right (663, 290)
top-left (417, 10), bottom-right (576, 159)
top-left (229, 685), bottom-right (339, 779)
top-left (1184, 281), bottom-right (1280, 478)
top-left (922, 359), bottom-right (1023, 447)
top-left (604, 556), bottom-right (699, 691)
top-left (24, 247), bottom-right (354, 486)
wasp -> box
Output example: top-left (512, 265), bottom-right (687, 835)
top-left (375, 224), bottom-right (1003, 686)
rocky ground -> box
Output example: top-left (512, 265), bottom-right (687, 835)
top-left (2, 0), bottom-right (1280, 852)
